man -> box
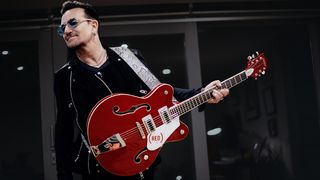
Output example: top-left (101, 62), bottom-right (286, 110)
top-left (54, 1), bottom-right (229, 180)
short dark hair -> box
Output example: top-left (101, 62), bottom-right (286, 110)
top-left (60, 1), bottom-right (99, 21)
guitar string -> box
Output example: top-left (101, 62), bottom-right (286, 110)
top-left (120, 115), bottom-right (163, 138)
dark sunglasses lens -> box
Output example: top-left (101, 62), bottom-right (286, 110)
top-left (57, 24), bottom-right (65, 36)
top-left (68, 19), bottom-right (78, 28)
top-left (57, 18), bottom-right (79, 36)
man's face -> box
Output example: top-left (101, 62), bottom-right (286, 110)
top-left (60, 8), bottom-right (94, 49)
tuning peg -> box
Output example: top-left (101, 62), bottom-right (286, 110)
top-left (251, 54), bottom-right (255, 58)
top-left (262, 71), bottom-right (265, 75)
top-left (256, 51), bottom-right (259, 56)
top-left (247, 56), bottom-right (252, 60)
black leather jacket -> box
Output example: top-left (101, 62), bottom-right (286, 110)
top-left (54, 47), bottom-right (201, 180)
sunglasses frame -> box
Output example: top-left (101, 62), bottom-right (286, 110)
top-left (57, 18), bottom-right (92, 37)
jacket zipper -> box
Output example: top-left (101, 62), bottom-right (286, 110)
top-left (69, 69), bottom-right (92, 174)
top-left (94, 73), bottom-right (113, 95)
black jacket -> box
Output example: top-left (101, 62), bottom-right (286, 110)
top-left (54, 47), bottom-right (201, 180)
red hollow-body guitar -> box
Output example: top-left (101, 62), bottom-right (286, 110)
top-left (87, 52), bottom-right (268, 176)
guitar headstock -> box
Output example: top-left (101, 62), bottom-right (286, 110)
top-left (245, 52), bottom-right (268, 79)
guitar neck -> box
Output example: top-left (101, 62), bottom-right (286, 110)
top-left (169, 70), bottom-right (248, 118)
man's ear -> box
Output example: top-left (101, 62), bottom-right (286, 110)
top-left (91, 19), bottom-right (99, 34)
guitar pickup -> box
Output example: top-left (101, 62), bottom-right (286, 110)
top-left (90, 133), bottom-right (126, 157)
top-left (142, 114), bottom-right (156, 134)
top-left (158, 106), bottom-right (171, 124)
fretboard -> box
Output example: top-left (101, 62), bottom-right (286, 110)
top-left (169, 70), bottom-right (248, 118)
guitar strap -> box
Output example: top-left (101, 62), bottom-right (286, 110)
top-left (111, 46), bottom-right (162, 91)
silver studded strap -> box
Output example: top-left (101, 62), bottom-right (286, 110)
top-left (111, 46), bottom-right (162, 91)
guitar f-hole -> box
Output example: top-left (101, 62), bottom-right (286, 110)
top-left (113, 103), bottom-right (151, 115)
top-left (134, 148), bottom-right (148, 164)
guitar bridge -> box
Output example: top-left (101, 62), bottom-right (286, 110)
top-left (136, 122), bottom-right (146, 139)
top-left (90, 133), bottom-right (126, 157)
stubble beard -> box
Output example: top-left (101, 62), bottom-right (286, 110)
top-left (66, 40), bottom-right (84, 50)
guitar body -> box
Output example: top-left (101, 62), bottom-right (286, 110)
top-left (87, 84), bottom-right (189, 176)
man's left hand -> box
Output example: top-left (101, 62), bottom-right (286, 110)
top-left (204, 80), bottom-right (229, 104)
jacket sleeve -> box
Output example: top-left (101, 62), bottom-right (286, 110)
top-left (54, 71), bottom-right (74, 180)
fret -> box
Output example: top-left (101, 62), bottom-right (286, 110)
top-left (178, 105), bottom-right (183, 115)
top-left (197, 94), bottom-right (201, 104)
top-left (240, 72), bottom-right (247, 81)
top-left (186, 101), bottom-right (191, 111)
top-left (170, 108), bottom-right (174, 115)
top-left (189, 101), bottom-right (194, 109)
top-left (188, 100), bottom-right (192, 110)
top-left (173, 108), bottom-right (177, 115)
top-left (197, 96), bottom-right (201, 105)
top-left (186, 103), bottom-right (190, 112)
top-left (183, 103), bottom-right (188, 113)
top-left (235, 75), bottom-right (241, 83)
top-left (202, 93), bottom-right (207, 102)
top-left (200, 94), bottom-right (204, 103)
top-left (196, 96), bottom-right (200, 106)
top-left (196, 96), bottom-right (200, 105)
top-left (191, 98), bottom-right (195, 108)
top-left (181, 103), bottom-right (185, 113)
top-left (221, 81), bottom-right (226, 89)
top-left (190, 99), bottom-right (195, 108)
top-left (221, 83), bottom-right (226, 89)
top-left (181, 103), bottom-right (186, 113)
top-left (231, 77), bottom-right (236, 86)
top-left (205, 91), bottom-right (210, 100)
top-left (205, 92), bottom-right (210, 101)
top-left (179, 104), bottom-right (184, 114)
top-left (225, 80), bottom-right (231, 89)
top-left (171, 108), bottom-right (178, 118)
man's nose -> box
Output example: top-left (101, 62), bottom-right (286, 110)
top-left (64, 25), bottom-right (73, 35)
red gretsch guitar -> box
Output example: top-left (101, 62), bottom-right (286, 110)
top-left (87, 52), bottom-right (268, 176)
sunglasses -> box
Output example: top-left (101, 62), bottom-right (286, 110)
top-left (57, 18), bottom-right (91, 37)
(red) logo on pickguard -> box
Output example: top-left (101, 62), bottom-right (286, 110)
top-left (148, 133), bottom-right (164, 144)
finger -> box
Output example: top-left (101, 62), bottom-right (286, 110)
top-left (220, 89), bottom-right (229, 97)
top-left (212, 90), bottom-right (224, 100)
top-left (213, 80), bottom-right (222, 88)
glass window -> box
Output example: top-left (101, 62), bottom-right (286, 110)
top-left (198, 22), bottom-right (319, 180)
top-left (0, 41), bottom-right (43, 180)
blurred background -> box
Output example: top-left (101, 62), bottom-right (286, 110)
top-left (0, 0), bottom-right (320, 180)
